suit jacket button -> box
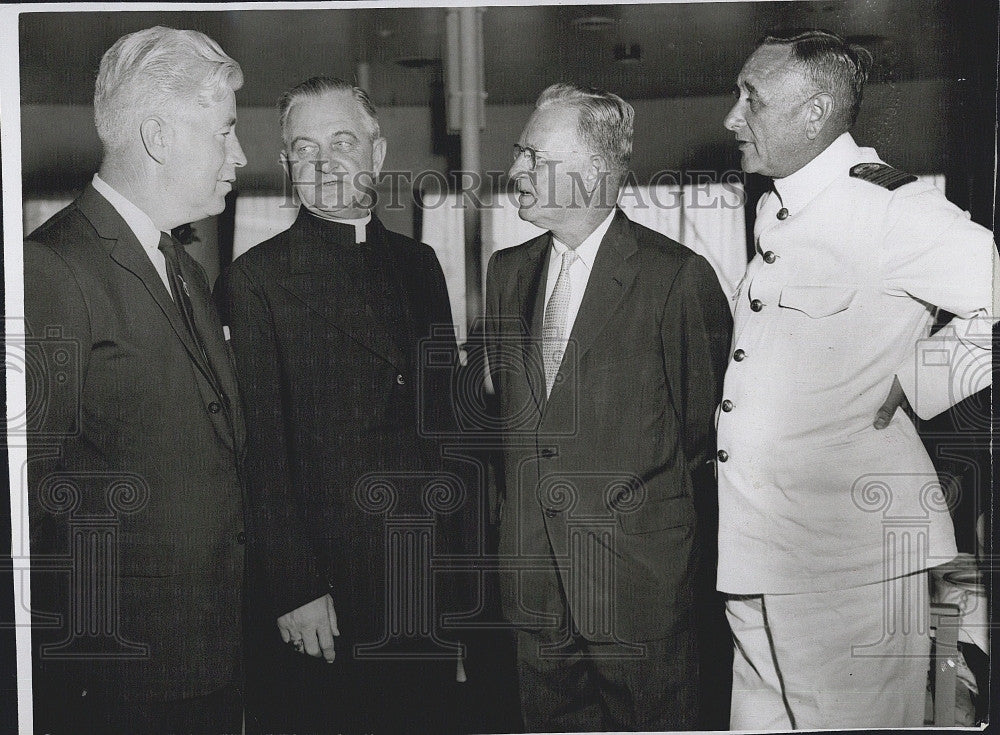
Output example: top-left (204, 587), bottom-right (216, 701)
top-left (396, 374), bottom-right (405, 385)
top-left (776, 207), bottom-right (789, 220)
top-left (733, 349), bottom-right (746, 361)
top-left (717, 450), bottom-right (729, 462)
top-left (763, 250), bottom-right (777, 264)
top-left (236, 531), bottom-right (246, 544)
top-left (208, 401), bottom-right (221, 414)
top-left (544, 508), bottom-right (558, 518)
top-left (722, 399), bottom-right (734, 412)
top-left (750, 299), bottom-right (764, 312)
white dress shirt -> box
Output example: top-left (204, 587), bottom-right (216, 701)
top-left (91, 173), bottom-right (172, 297)
top-left (542, 209), bottom-right (616, 342)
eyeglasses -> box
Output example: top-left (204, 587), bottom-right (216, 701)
top-left (512, 144), bottom-right (587, 170)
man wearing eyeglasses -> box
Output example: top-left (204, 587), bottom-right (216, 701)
top-left (483, 83), bottom-right (732, 731)
top-left (218, 76), bottom-right (471, 733)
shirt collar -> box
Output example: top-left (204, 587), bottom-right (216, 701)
top-left (772, 132), bottom-right (880, 213)
top-left (92, 173), bottom-right (161, 251)
top-left (305, 209), bottom-right (371, 243)
top-left (550, 209), bottom-right (616, 272)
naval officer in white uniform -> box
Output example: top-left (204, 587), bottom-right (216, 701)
top-left (717, 29), bottom-right (995, 729)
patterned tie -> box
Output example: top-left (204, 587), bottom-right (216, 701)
top-left (542, 249), bottom-right (577, 396)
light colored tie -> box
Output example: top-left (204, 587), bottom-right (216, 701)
top-left (542, 249), bottom-right (577, 396)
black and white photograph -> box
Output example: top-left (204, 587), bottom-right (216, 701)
top-left (2, 1), bottom-right (995, 733)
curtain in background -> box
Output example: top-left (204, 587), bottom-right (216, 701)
top-left (415, 190), bottom-right (468, 341)
top-left (23, 197), bottom-right (74, 236)
top-left (232, 195), bottom-right (298, 261)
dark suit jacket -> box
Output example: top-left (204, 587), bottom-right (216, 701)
top-left (23, 184), bottom-right (246, 704)
top-left (217, 209), bottom-right (471, 650)
top-left (484, 209), bottom-right (731, 644)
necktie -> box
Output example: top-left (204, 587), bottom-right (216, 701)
top-left (542, 249), bottom-right (577, 396)
top-left (158, 233), bottom-right (224, 399)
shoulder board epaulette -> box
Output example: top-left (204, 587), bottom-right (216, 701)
top-left (849, 162), bottom-right (918, 191)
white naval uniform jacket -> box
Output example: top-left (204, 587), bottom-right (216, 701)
top-left (717, 133), bottom-right (994, 594)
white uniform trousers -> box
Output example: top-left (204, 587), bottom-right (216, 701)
top-left (727, 572), bottom-right (930, 729)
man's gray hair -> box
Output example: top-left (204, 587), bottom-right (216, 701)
top-left (277, 76), bottom-right (381, 145)
top-left (762, 30), bottom-right (873, 128)
top-left (535, 83), bottom-right (634, 182)
top-left (94, 26), bottom-right (243, 155)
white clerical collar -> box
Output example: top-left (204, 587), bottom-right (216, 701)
top-left (308, 210), bottom-right (372, 243)
top-left (91, 173), bottom-right (161, 251)
top-left (772, 132), bottom-right (880, 213)
top-left (550, 209), bottom-right (616, 273)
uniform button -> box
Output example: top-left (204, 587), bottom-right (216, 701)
top-left (776, 207), bottom-right (789, 220)
top-left (544, 508), bottom-right (558, 518)
top-left (733, 349), bottom-right (746, 362)
top-left (722, 399), bottom-right (734, 412)
top-left (750, 299), bottom-right (764, 312)
top-left (208, 401), bottom-right (221, 414)
top-left (539, 448), bottom-right (556, 459)
top-left (763, 251), bottom-right (777, 264)
top-left (717, 450), bottom-right (729, 462)
top-left (236, 531), bottom-right (246, 544)
top-left (396, 374), bottom-right (405, 385)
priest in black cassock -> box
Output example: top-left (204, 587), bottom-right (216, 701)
top-left (216, 77), bottom-right (472, 735)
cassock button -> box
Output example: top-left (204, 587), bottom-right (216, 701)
top-left (733, 349), bottom-right (746, 361)
top-left (717, 450), bottom-right (729, 462)
top-left (544, 508), bottom-right (559, 518)
top-left (208, 401), bottom-right (221, 414)
top-left (763, 251), bottom-right (777, 264)
top-left (750, 299), bottom-right (764, 312)
top-left (776, 208), bottom-right (789, 220)
top-left (722, 399), bottom-right (734, 412)
top-left (236, 531), bottom-right (246, 544)
top-left (396, 374), bottom-right (405, 385)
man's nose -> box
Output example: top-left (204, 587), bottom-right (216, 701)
top-left (723, 101), bottom-right (743, 132)
top-left (230, 134), bottom-right (247, 168)
top-left (509, 155), bottom-right (530, 179)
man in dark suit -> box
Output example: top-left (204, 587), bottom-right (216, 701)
top-left (23, 27), bottom-right (248, 733)
top-left (217, 77), bottom-right (470, 734)
top-left (484, 83), bottom-right (732, 732)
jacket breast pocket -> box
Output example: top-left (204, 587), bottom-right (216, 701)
top-left (619, 495), bottom-right (695, 535)
top-left (778, 285), bottom-right (856, 318)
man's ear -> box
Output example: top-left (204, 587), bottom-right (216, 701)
top-left (139, 116), bottom-right (168, 164)
top-left (804, 92), bottom-right (836, 140)
top-left (582, 153), bottom-right (610, 194)
top-left (372, 137), bottom-right (387, 177)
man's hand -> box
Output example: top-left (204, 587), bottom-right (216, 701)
top-left (277, 593), bottom-right (339, 662)
top-left (874, 375), bottom-right (910, 429)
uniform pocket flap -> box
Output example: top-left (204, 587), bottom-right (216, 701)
top-left (619, 495), bottom-right (695, 535)
top-left (778, 285), bottom-right (856, 318)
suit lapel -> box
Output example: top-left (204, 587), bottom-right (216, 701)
top-left (551, 210), bottom-right (639, 400)
top-left (514, 233), bottom-right (551, 413)
top-left (77, 185), bottom-right (239, 451)
top-left (181, 253), bottom-right (246, 452)
top-left (79, 187), bottom-right (219, 385)
top-left (278, 210), bottom-right (408, 374)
